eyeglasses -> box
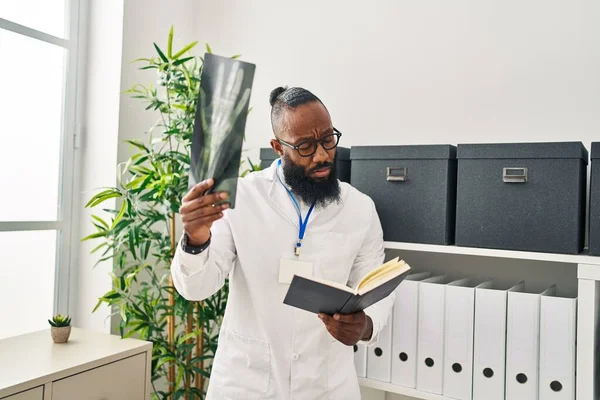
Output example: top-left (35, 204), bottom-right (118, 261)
top-left (277, 128), bottom-right (342, 157)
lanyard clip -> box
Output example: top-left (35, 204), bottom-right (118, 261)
top-left (295, 239), bottom-right (303, 256)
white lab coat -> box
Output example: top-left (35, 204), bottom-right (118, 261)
top-left (171, 160), bottom-right (394, 400)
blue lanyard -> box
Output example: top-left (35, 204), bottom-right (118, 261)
top-left (276, 159), bottom-right (316, 256)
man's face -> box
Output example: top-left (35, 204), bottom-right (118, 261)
top-left (270, 101), bottom-right (341, 207)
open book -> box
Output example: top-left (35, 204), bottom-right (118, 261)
top-left (283, 257), bottom-right (411, 315)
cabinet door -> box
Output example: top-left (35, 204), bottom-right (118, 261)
top-left (1, 386), bottom-right (43, 400)
top-left (52, 353), bottom-right (146, 400)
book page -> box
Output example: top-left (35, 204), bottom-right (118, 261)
top-left (357, 261), bottom-right (411, 295)
top-left (356, 257), bottom-right (400, 290)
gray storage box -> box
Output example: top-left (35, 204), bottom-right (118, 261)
top-left (350, 145), bottom-right (457, 244)
top-left (455, 142), bottom-right (588, 254)
top-left (589, 142), bottom-right (600, 255)
top-left (259, 147), bottom-right (352, 183)
top-left (259, 148), bottom-right (279, 170)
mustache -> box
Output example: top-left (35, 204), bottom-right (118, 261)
top-left (309, 162), bottom-right (333, 174)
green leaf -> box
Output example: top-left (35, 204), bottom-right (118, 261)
top-left (154, 356), bottom-right (176, 371)
top-left (90, 242), bottom-right (108, 254)
top-left (125, 139), bottom-right (149, 152)
top-left (142, 241), bottom-right (151, 259)
top-left (167, 26), bottom-right (174, 58)
top-left (175, 365), bottom-right (184, 388)
top-left (172, 41), bottom-right (198, 59)
top-left (154, 43), bottom-right (168, 63)
top-left (86, 192), bottom-right (122, 208)
top-left (85, 189), bottom-right (120, 207)
top-left (177, 331), bottom-right (199, 346)
top-left (111, 200), bottom-right (127, 229)
top-left (173, 56), bottom-right (194, 66)
top-left (125, 176), bottom-right (147, 190)
top-left (91, 215), bottom-right (109, 229)
top-left (231, 54), bottom-right (241, 59)
top-left (120, 319), bottom-right (125, 337)
top-left (129, 232), bottom-right (137, 260)
top-left (205, 43), bottom-right (212, 54)
top-left (104, 291), bottom-right (121, 300)
top-left (131, 57), bottom-right (153, 63)
top-left (120, 303), bottom-right (127, 323)
top-left (190, 366), bottom-right (211, 378)
top-left (80, 231), bottom-right (107, 241)
top-left (92, 298), bottom-right (105, 313)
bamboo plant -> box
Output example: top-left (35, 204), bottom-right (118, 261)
top-left (82, 27), bottom-right (258, 400)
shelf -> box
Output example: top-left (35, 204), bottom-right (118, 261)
top-left (358, 378), bottom-right (450, 400)
top-left (384, 241), bottom-right (600, 266)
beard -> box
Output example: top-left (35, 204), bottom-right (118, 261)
top-left (282, 153), bottom-right (341, 209)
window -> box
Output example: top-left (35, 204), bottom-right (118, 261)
top-left (0, 1), bottom-right (82, 339)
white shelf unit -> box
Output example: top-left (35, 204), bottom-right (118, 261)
top-left (356, 241), bottom-right (600, 400)
top-left (359, 377), bottom-right (451, 400)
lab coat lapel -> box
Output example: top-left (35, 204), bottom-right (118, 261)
top-left (267, 165), bottom-right (300, 229)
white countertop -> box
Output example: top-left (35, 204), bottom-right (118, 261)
top-left (0, 327), bottom-right (152, 396)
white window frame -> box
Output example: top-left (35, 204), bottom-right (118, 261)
top-left (0, 0), bottom-right (84, 316)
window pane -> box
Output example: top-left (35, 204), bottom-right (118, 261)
top-left (0, 30), bottom-right (65, 221)
top-left (0, 230), bottom-right (57, 340)
top-left (0, 0), bottom-right (66, 38)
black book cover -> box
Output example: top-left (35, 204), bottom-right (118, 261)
top-left (189, 53), bottom-right (256, 208)
top-left (283, 269), bottom-right (411, 315)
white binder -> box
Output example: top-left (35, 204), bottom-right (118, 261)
top-left (506, 284), bottom-right (556, 400)
top-left (354, 343), bottom-right (367, 378)
top-left (391, 272), bottom-right (431, 388)
top-left (539, 293), bottom-right (577, 400)
top-left (367, 312), bottom-right (393, 382)
top-left (416, 275), bottom-right (452, 394)
top-left (472, 280), bottom-right (524, 400)
top-left (442, 277), bottom-right (493, 400)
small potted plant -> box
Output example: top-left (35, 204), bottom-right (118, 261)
top-left (48, 314), bottom-right (72, 343)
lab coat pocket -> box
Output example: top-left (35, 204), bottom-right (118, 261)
top-left (209, 327), bottom-right (271, 399)
top-left (307, 231), bottom-right (355, 284)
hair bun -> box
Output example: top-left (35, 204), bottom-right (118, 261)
top-left (269, 86), bottom-right (287, 107)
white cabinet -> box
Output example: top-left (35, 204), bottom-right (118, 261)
top-left (358, 241), bottom-right (600, 400)
top-left (2, 387), bottom-right (43, 400)
top-left (0, 328), bottom-right (152, 400)
top-left (52, 354), bottom-right (146, 400)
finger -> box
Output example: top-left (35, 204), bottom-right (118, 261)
top-left (319, 314), bottom-right (360, 335)
top-left (197, 191), bottom-right (229, 208)
top-left (320, 313), bottom-right (355, 329)
top-left (318, 313), bottom-right (334, 325)
top-left (333, 313), bottom-right (363, 324)
top-left (182, 179), bottom-right (214, 202)
top-left (323, 323), bottom-right (355, 346)
top-left (181, 203), bottom-right (229, 223)
top-left (183, 212), bottom-right (224, 231)
top-left (180, 191), bottom-right (228, 214)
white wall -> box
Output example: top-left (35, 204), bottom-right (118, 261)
top-left (71, 0), bottom-right (125, 334)
top-left (193, 0), bottom-right (600, 160)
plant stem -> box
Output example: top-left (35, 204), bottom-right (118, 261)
top-left (195, 302), bottom-right (203, 394)
top-left (168, 211), bottom-right (176, 397)
top-left (185, 304), bottom-right (193, 399)
top-left (199, 302), bottom-right (205, 392)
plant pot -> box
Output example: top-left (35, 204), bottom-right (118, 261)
top-left (51, 326), bottom-right (71, 343)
